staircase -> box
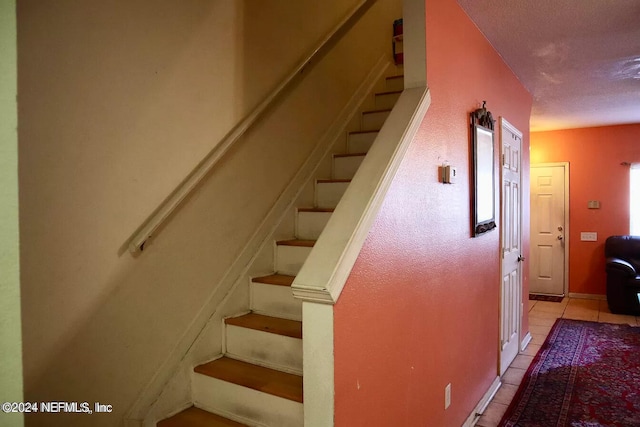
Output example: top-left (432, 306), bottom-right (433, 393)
top-left (157, 72), bottom-right (404, 427)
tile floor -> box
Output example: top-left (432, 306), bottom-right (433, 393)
top-left (475, 297), bottom-right (640, 427)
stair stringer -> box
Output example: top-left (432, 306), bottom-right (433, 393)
top-left (125, 54), bottom-right (393, 427)
top-left (293, 85), bottom-right (431, 426)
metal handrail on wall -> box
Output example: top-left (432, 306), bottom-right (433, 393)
top-left (127, 0), bottom-right (378, 254)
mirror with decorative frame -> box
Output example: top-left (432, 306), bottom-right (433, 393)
top-left (471, 102), bottom-right (496, 236)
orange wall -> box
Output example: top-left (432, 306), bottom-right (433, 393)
top-left (333, 0), bottom-right (532, 425)
top-left (531, 124), bottom-right (640, 295)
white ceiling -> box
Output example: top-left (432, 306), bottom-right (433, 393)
top-left (457, 0), bottom-right (640, 131)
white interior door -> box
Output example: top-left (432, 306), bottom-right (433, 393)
top-left (499, 118), bottom-right (523, 376)
top-left (530, 163), bottom-right (568, 296)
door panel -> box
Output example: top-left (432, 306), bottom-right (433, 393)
top-left (530, 165), bottom-right (566, 295)
top-left (500, 119), bottom-right (523, 376)
top-left (511, 183), bottom-right (520, 252)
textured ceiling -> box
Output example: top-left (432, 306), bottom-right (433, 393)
top-left (457, 0), bottom-right (640, 131)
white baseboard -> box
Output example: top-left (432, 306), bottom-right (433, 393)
top-left (568, 292), bottom-right (606, 300)
top-left (520, 332), bottom-right (532, 352)
top-left (462, 376), bottom-right (501, 427)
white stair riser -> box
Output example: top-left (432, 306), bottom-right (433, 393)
top-left (386, 76), bottom-right (404, 92)
top-left (375, 92), bottom-right (401, 109)
top-left (192, 374), bottom-right (303, 427)
top-left (296, 211), bottom-right (332, 240)
top-left (333, 155), bottom-right (365, 180)
top-left (226, 325), bottom-right (302, 374)
top-left (315, 181), bottom-right (349, 208)
top-left (276, 245), bottom-right (312, 276)
top-left (251, 282), bottom-right (302, 321)
top-left (361, 110), bottom-right (390, 131)
top-left (348, 132), bottom-right (378, 153)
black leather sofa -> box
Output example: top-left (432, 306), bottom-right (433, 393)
top-left (605, 235), bottom-right (640, 315)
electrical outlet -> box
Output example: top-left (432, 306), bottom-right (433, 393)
top-left (445, 383), bottom-right (451, 409)
top-left (580, 232), bottom-right (597, 241)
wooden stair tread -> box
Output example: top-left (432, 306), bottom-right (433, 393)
top-left (316, 179), bottom-right (351, 183)
top-left (157, 406), bottom-right (247, 427)
top-left (251, 273), bottom-right (295, 286)
top-left (375, 90), bottom-right (403, 96)
top-left (386, 74), bottom-right (404, 80)
top-left (225, 313), bottom-right (302, 339)
top-left (297, 207), bottom-right (335, 213)
top-left (362, 108), bottom-right (392, 114)
top-left (333, 152), bottom-right (367, 158)
top-left (349, 130), bottom-right (379, 135)
top-left (194, 357), bottom-right (303, 403)
top-left (276, 239), bottom-right (315, 247)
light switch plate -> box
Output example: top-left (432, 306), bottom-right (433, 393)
top-left (581, 232), bottom-right (597, 241)
top-left (441, 165), bottom-right (457, 184)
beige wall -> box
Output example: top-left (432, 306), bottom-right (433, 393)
top-left (0, 1), bottom-right (24, 426)
top-left (18, 0), bottom-right (395, 425)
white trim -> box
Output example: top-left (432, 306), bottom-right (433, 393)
top-left (126, 0), bottom-right (381, 253)
top-left (631, 163), bottom-right (640, 235)
top-left (291, 285), bottom-right (337, 305)
top-left (292, 87), bottom-right (431, 304)
top-left (568, 292), bottom-right (607, 301)
top-left (531, 162), bottom-right (570, 296)
top-left (402, 0), bottom-right (426, 88)
top-left (302, 302), bottom-right (334, 427)
top-left (462, 376), bottom-right (501, 427)
top-left (520, 332), bottom-right (532, 351)
top-left (500, 118), bottom-right (523, 141)
top-left (125, 56), bottom-right (392, 426)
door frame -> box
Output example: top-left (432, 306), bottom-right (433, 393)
top-left (498, 117), bottom-right (523, 375)
top-left (530, 162), bottom-right (570, 296)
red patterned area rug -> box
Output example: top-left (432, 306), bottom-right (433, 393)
top-left (499, 319), bottom-right (640, 427)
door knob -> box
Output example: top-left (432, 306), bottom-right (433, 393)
top-left (517, 255), bottom-right (525, 262)
top-left (557, 235), bottom-right (564, 240)
top-left (558, 226), bottom-right (563, 231)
